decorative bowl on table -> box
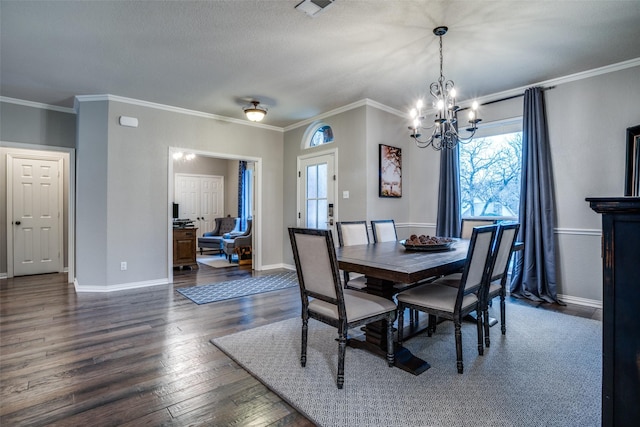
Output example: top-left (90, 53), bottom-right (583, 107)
top-left (400, 235), bottom-right (455, 252)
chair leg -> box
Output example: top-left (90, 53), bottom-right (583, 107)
top-left (397, 306), bottom-right (405, 346)
top-left (484, 305), bottom-right (491, 348)
top-left (454, 321), bottom-right (463, 374)
top-left (427, 314), bottom-right (437, 336)
top-left (476, 311), bottom-right (484, 356)
top-left (386, 316), bottom-right (395, 367)
top-left (301, 317), bottom-right (308, 367)
top-left (337, 324), bottom-right (347, 389)
top-left (500, 293), bottom-right (506, 335)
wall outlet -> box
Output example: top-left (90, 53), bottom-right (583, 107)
top-left (120, 261), bottom-right (127, 271)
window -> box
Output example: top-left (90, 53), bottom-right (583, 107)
top-left (459, 119), bottom-right (522, 220)
top-left (302, 121), bottom-right (334, 149)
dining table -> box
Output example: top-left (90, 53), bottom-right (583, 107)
top-left (336, 239), bottom-right (470, 375)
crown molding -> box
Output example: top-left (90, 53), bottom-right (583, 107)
top-left (283, 98), bottom-right (406, 132)
top-left (472, 57), bottom-right (640, 107)
top-left (0, 96), bottom-right (76, 114)
top-left (5, 57), bottom-right (638, 131)
top-left (73, 94), bottom-right (283, 132)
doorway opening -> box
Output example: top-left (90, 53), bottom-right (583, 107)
top-left (167, 148), bottom-right (261, 282)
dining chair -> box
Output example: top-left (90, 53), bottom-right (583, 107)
top-left (370, 219), bottom-right (398, 243)
top-left (396, 224), bottom-right (498, 374)
top-left (461, 218), bottom-right (496, 239)
top-left (288, 227), bottom-right (397, 389)
top-left (336, 221), bottom-right (369, 290)
top-left (481, 222), bottom-right (520, 347)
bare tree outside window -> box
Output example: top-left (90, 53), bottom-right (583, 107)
top-left (459, 132), bottom-right (522, 218)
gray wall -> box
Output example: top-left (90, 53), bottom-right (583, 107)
top-left (0, 102), bottom-right (76, 274)
top-left (74, 98), bottom-right (283, 289)
top-left (2, 63), bottom-right (638, 303)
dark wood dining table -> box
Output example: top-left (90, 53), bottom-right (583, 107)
top-left (335, 239), bottom-right (470, 375)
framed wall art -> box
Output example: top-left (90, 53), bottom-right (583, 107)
top-left (625, 124), bottom-right (640, 196)
top-left (379, 144), bottom-right (402, 198)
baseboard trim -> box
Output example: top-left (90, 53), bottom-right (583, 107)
top-left (261, 263), bottom-right (296, 271)
top-left (557, 294), bottom-right (602, 309)
top-left (0, 272), bottom-right (7, 280)
top-left (74, 278), bottom-right (169, 293)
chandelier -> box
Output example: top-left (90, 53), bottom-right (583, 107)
top-left (244, 100), bottom-right (267, 122)
top-left (409, 26), bottom-right (481, 150)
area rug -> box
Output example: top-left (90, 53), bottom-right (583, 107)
top-left (176, 271), bottom-right (298, 305)
top-left (212, 303), bottom-right (601, 426)
top-left (198, 256), bottom-right (236, 268)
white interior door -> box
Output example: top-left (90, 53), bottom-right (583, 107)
top-left (174, 174), bottom-right (223, 237)
top-left (199, 176), bottom-right (224, 234)
top-left (298, 152), bottom-right (336, 232)
top-left (11, 156), bottom-right (62, 276)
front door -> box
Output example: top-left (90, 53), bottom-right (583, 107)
top-left (298, 152), bottom-right (336, 232)
top-left (10, 156), bottom-right (63, 276)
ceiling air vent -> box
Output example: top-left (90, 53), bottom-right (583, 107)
top-left (295, 0), bottom-right (335, 17)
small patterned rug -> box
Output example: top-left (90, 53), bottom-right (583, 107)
top-left (176, 271), bottom-right (298, 305)
top-left (199, 257), bottom-right (236, 268)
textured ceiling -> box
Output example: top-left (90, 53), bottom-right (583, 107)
top-left (2, 1), bottom-right (640, 128)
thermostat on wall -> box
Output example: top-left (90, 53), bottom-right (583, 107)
top-left (119, 116), bottom-right (139, 128)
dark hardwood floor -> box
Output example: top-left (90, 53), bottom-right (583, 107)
top-left (1, 260), bottom-right (601, 426)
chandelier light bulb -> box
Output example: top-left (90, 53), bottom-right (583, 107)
top-left (471, 100), bottom-right (479, 110)
top-left (436, 99), bottom-right (444, 110)
top-left (410, 108), bottom-right (418, 118)
top-left (449, 88), bottom-right (457, 98)
top-left (416, 99), bottom-right (424, 109)
top-left (468, 110), bottom-right (475, 120)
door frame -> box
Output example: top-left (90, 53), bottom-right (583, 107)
top-left (167, 147), bottom-right (262, 282)
top-left (3, 142), bottom-right (75, 282)
top-left (296, 148), bottom-right (339, 229)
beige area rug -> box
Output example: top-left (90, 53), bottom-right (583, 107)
top-left (212, 303), bottom-right (601, 426)
top-left (198, 256), bottom-right (236, 268)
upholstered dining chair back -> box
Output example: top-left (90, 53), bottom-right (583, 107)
top-left (488, 222), bottom-right (520, 283)
top-left (336, 221), bottom-right (370, 246)
top-left (460, 218), bottom-right (496, 239)
top-left (457, 225), bottom-right (498, 303)
top-left (371, 219), bottom-right (397, 243)
top-left (289, 228), bottom-right (340, 302)
top-left (336, 221), bottom-right (370, 289)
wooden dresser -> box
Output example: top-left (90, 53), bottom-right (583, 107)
top-left (173, 227), bottom-right (198, 269)
top-left (586, 197), bottom-right (640, 427)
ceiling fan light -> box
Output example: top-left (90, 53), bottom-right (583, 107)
top-left (244, 101), bottom-right (267, 122)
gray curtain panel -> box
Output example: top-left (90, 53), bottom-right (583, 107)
top-left (510, 87), bottom-right (561, 303)
top-left (435, 144), bottom-right (461, 237)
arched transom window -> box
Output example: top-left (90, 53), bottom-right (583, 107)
top-left (302, 122), bottom-right (334, 149)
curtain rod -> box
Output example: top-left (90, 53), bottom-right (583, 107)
top-left (459, 86), bottom-right (555, 111)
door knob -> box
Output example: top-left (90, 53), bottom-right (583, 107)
top-left (15, 221), bottom-right (21, 225)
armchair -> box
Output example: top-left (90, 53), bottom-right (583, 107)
top-left (197, 216), bottom-right (240, 254)
top-left (222, 219), bottom-right (252, 262)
